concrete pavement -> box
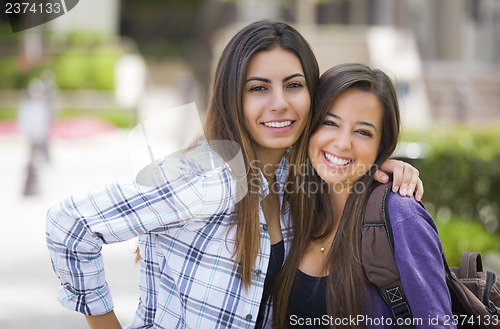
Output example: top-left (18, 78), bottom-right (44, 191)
top-left (0, 126), bottom-right (140, 329)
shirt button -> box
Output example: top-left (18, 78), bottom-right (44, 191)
top-left (246, 314), bottom-right (253, 321)
top-left (255, 269), bottom-right (262, 275)
top-left (262, 224), bottom-right (269, 231)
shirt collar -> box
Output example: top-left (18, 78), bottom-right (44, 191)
top-left (259, 146), bottom-right (290, 201)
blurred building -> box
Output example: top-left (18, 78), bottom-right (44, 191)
top-left (210, 0), bottom-right (500, 128)
top-left (2, 0), bottom-right (498, 128)
top-left (49, 0), bottom-right (120, 35)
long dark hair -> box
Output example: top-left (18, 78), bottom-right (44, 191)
top-left (274, 63), bottom-right (401, 328)
top-left (204, 20), bottom-right (319, 289)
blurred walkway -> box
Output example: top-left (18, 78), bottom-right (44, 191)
top-left (0, 121), bottom-right (140, 329)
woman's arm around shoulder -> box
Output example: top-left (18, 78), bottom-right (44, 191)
top-left (378, 159), bottom-right (424, 201)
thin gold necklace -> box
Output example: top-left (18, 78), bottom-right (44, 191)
top-left (320, 234), bottom-right (335, 252)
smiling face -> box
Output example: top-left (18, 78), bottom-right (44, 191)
top-left (242, 48), bottom-right (311, 156)
top-left (308, 87), bottom-right (383, 190)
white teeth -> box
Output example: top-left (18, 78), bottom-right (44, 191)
top-left (263, 121), bottom-right (292, 128)
top-left (324, 152), bottom-right (352, 166)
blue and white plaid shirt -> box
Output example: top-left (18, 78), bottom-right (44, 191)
top-left (46, 142), bottom-right (291, 329)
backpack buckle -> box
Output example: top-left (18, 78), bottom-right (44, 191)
top-left (391, 301), bottom-right (412, 320)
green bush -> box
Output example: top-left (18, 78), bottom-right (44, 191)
top-left (435, 216), bottom-right (500, 267)
top-left (0, 107), bottom-right (16, 120)
top-left (57, 108), bottom-right (136, 129)
top-left (0, 57), bottom-right (18, 88)
top-left (0, 56), bottom-right (45, 89)
top-left (51, 52), bottom-right (89, 89)
top-left (403, 125), bottom-right (500, 233)
top-left (402, 125), bottom-right (500, 265)
top-left (0, 31), bottom-right (121, 90)
top-left (87, 52), bottom-right (117, 90)
top-left (50, 50), bottom-right (118, 90)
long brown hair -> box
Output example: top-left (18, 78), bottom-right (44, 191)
top-left (204, 20), bottom-right (319, 289)
top-left (274, 63), bottom-right (401, 328)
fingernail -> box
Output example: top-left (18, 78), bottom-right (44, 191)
top-left (400, 187), bottom-right (407, 195)
top-left (393, 185), bottom-right (399, 193)
top-left (407, 189), bottom-right (413, 196)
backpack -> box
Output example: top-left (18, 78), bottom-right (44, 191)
top-left (361, 183), bottom-right (500, 329)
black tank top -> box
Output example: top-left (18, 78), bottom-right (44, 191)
top-left (288, 270), bottom-right (328, 328)
top-left (255, 239), bottom-right (285, 329)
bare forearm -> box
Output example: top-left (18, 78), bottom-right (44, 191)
top-left (85, 310), bottom-right (122, 329)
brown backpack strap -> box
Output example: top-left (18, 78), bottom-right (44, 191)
top-left (361, 182), bottom-right (416, 329)
top-left (448, 251), bottom-right (500, 318)
top-left (459, 252), bottom-right (483, 278)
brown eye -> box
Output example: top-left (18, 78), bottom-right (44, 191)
top-left (323, 120), bottom-right (338, 127)
top-left (249, 85), bottom-right (267, 92)
top-left (357, 130), bottom-right (373, 137)
top-left (287, 82), bottom-right (303, 89)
